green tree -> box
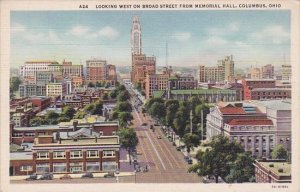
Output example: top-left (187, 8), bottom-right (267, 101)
top-left (182, 133), bottom-right (201, 154)
top-left (117, 90), bottom-right (130, 102)
top-left (87, 82), bottom-right (95, 87)
top-left (29, 117), bottom-right (45, 126)
top-left (96, 81), bottom-right (101, 87)
top-left (110, 89), bottom-right (118, 99)
top-left (188, 135), bottom-right (244, 183)
top-left (116, 101), bottom-right (132, 112)
top-left (145, 98), bottom-right (164, 111)
top-left (166, 103), bottom-right (179, 126)
top-left (10, 76), bottom-right (22, 92)
top-left (149, 102), bottom-right (166, 121)
top-left (74, 111), bottom-right (87, 119)
top-left (105, 82), bottom-right (111, 88)
top-left (102, 93), bottom-right (109, 100)
top-left (225, 152), bottom-right (255, 183)
top-left (61, 106), bottom-right (76, 120)
top-left (84, 103), bottom-right (95, 114)
top-left (117, 84), bottom-right (126, 92)
top-left (45, 111), bottom-right (60, 125)
top-left (272, 144), bottom-right (289, 160)
top-left (118, 112), bottom-right (133, 127)
top-left (93, 101), bottom-right (103, 115)
top-left (117, 128), bottom-right (139, 165)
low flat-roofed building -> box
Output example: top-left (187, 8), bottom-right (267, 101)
top-left (31, 135), bottom-right (120, 174)
top-left (254, 159), bottom-right (291, 183)
top-left (10, 152), bottom-right (34, 176)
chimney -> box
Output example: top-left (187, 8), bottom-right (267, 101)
top-left (95, 136), bottom-right (98, 143)
top-left (73, 120), bottom-right (78, 132)
top-left (90, 128), bottom-right (93, 136)
top-left (59, 138), bottom-right (61, 144)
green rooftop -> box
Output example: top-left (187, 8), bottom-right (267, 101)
top-left (171, 89), bottom-right (236, 95)
top-left (153, 90), bottom-right (165, 98)
top-left (260, 161), bottom-right (291, 176)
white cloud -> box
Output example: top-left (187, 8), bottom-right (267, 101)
top-left (69, 25), bottom-right (119, 40)
top-left (96, 26), bottom-right (120, 39)
top-left (11, 23), bottom-right (26, 33)
top-left (250, 25), bottom-right (289, 44)
top-left (228, 22), bottom-right (239, 32)
top-left (206, 22), bottom-right (240, 36)
top-left (173, 32), bottom-right (191, 42)
top-left (206, 36), bottom-right (227, 46)
top-left (70, 25), bottom-right (90, 37)
top-left (23, 31), bottom-right (61, 44)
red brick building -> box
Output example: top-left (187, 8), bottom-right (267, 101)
top-left (10, 135), bottom-right (120, 175)
top-left (242, 79), bottom-right (291, 100)
top-left (30, 97), bottom-right (51, 112)
top-left (254, 159), bottom-right (291, 183)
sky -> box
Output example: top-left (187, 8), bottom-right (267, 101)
top-left (11, 10), bottom-right (290, 69)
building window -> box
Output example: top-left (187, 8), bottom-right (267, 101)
top-left (53, 163), bottom-right (67, 173)
top-left (112, 131), bottom-right (116, 136)
top-left (102, 162), bottom-right (117, 171)
top-left (53, 151), bottom-right (66, 159)
top-left (25, 132), bottom-right (35, 137)
top-left (13, 133), bottom-right (23, 137)
top-left (70, 150), bottom-right (82, 159)
top-left (36, 163), bottom-right (50, 173)
top-left (70, 162), bottom-right (83, 173)
top-left (86, 162), bottom-right (100, 172)
top-left (103, 150), bottom-right (116, 157)
top-left (87, 150), bottom-right (99, 158)
top-left (36, 151), bottom-right (49, 159)
top-left (286, 137), bottom-right (290, 142)
top-left (20, 165), bottom-right (33, 172)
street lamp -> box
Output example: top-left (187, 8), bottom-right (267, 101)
top-left (115, 169), bottom-right (120, 183)
top-left (134, 170), bottom-right (137, 183)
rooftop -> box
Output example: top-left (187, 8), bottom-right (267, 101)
top-left (10, 152), bottom-right (33, 160)
top-left (250, 99), bottom-right (291, 111)
top-left (34, 136), bottom-right (119, 146)
top-left (153, 90), bottom-right (165, 98)
top-left (259, 161), bottom-right (291, 177)
top-left (171, 89), bottom-right (236, 95)
top-left (252, 88), bottom-right (291, 91)
top-left (227, 119), bottom-right (273, 126)
top-left (14, 125), bottom-right (61, 131)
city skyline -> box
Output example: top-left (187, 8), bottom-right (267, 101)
top-left (11, 10), bottom-right (290, 68)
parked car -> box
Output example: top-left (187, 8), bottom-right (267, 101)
top-left (104, 172), bottom-right (115, 178)
top-left (25, 174), bottom-right (37, 181)
top-left (176, 146), bottom-right (181, 151)
top-left (39, 173), bottom-right (53, 180)
top-left (187, 159), bottom-right (193, 164)
top-left (141, 123), bottom-right (148, 126)
top-left (157, 135), bottom-right (162, 139)
top-left (184, 156), bottom-right (190, 162)
top-left (81, 172), bottom-right (93, 178)
top-left (60, 174), bottom-right (72, 180)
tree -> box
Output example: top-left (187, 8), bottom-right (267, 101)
top-left (61, 106), bottom-right (76, 120)
top-left (173, 110), bottom-right (188, 138)
top-left (118, 112), bottom-right (133, 127)
top-left (225, 151), bottom-right (255, 183)
top-left (45, 111), bottom-right (60, 125)
top-left (117, 90), bottom-right (130, 102)
top-left (30, 117), bottom-right (45, 126)
top-left (145, 98), bottom-right (164, 111)
top-left (84, 103), bottom-right (95, 114)
top-left (74, 111), bottom-right (87, 119)
top-left (149, 102), bottom-right (166, 121)
top-left (117, 128), bottom-right (139, 165)
top-left (87, 82), bottom-right (95, 87)
top-left (110, 89), bottom-right (118, 99)
top-left (102, 93), bottom-right (109, 100)
top-left (166, 103), bottom-right (179, 126)
top-left (10, 76), bottom-right (22, 92)
top-left (96, 81), bottom-right (101, 87)
top-left (188, 135), bottom-right (244, 183)
top-left (117, 84), bottom-right (126, 92)
top-left (116, 101), bottom-right (132, 112)
top-left (272, 144), bottom-right (289, 160)
top-left (93, 101), bottom-right (103, 115)
top-left (105, 82), bottom-right (111, 88)
top-left (182, 133), bottom-right (201, 154)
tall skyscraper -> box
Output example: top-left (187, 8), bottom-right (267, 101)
top-left (218, 55), bottom-right (234, 82)
top-left (261, 64), bottom-right (274, 79)
top-left (131, 16), bottom-right (142, 55)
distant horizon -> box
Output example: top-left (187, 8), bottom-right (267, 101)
top-left (11, 10), bottom-right (290, 69)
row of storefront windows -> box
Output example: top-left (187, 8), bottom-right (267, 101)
top-left (36, 150), bottom-right (116, 159)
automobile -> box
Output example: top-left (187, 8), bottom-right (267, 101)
top-left (141, 123), bottom-right (148, 126)
top-left (176, 146), bottom-right (181, 151)
top-left (25, 174), bottom-right (38, 181)
top-left (157, 135), bottom-right (162, 139)
top-left (81, 172), bottom-right (94, 178)
top-left (60, 174), bottom-right (72, 180)
top-left (104, 172), bottom-right (115, 178)
top-left (39, 173), bottom-right (53, 180)
top-left (184, 156), bottom-right (190, 162)
top-left (187, 159), bottom-right (193, 164)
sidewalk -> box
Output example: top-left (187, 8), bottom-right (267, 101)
top-left (10, 171), bottom-right (135, 181)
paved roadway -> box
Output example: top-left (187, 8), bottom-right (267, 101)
top-left (129, 87), bottom-right (202, 183)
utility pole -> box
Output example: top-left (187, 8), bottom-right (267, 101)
top-left (201, 109), bottom-right (204, 141)
top-left (190, 110), bottom-right (193, 134)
